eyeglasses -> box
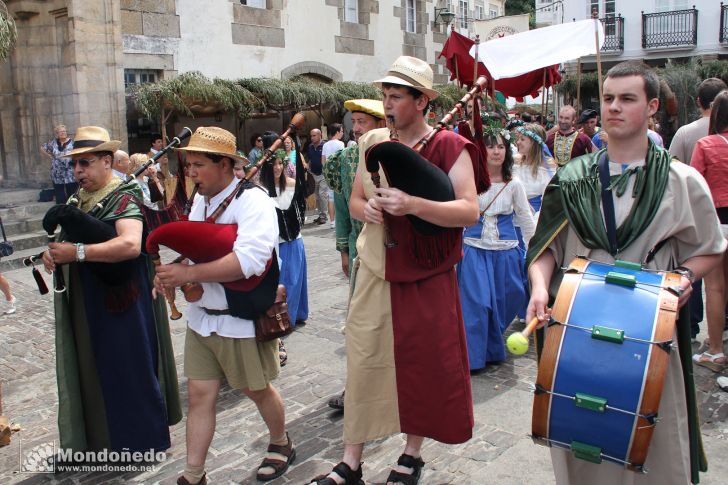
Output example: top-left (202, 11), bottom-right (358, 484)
top-left (256, 138), bottom-right (263, 142)
top-left (70, 157), bottom-right (98, 168)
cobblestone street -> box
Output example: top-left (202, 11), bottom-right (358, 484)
top-left (1, 223), bottom-right (728, 484)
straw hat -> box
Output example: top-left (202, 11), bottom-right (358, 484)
top-left (175, 126), bottom-right (247, 161)
top-left (373, 56), bottom-right (439, 100)
top-left (67, 126), bottom-right (121, 156)
top-left (344, 99), bottom-right (385, 119)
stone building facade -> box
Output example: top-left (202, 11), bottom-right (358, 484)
top-left (1, 0), bottom-right (465, 186)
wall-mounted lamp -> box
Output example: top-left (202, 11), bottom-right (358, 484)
top-left (434, 7), bottom-right (456, 25)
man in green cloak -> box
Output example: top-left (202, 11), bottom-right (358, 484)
top-left (526, 62), bottom-right (725, 484)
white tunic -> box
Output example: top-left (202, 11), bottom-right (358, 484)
top-left (186, 178), bottom-right (279, 339)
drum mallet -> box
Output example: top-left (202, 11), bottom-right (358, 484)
top-left (506, 317), bottom-right (541, 356)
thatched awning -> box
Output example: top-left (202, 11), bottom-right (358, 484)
top-left (131, 71), bottom-right (470, 120)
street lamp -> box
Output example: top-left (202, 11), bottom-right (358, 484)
top-left (434, 7), bottom-right (456, 26)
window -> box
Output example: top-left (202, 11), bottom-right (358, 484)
top-left (655, 0), bottom-right (689, 12)
top-left (489, 9), bottom-right (498, 18)
top-left (345, 0), bottom-right (358, 23)
top-left (405, 0), bottom-right (416, 33)
top-left (240, 0), bottom-right (266, 8)
top-left (475, 5), bottom-right (484, 20)
top-left (459, 0), bottom-right (468, 29)
top-left (124, 69), bottom-right (160, 89)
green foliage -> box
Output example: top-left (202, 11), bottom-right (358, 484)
top-left (659, 59), bottom-right (701, 127)
top-left (132, 72), bottom-right (381, 120)
top-left (698, 60), bottom-right (728, 86)
top-left (505, 0), bottom-right (535, 28)
top-left (0, 1), bottom-right (17, 63)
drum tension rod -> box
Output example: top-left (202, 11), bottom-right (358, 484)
top-left (549, 317), bottom-right (673, 352)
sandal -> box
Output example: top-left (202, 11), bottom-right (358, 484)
top-left (176, 474), bottom-right (206, 485)
top-left (279, 340), bottom-right (288, 367)
top-left (692, 351), bottom-right (727, 372)
top-left (308, 461), bottom-right (364, 484)
top-left (256, 432), bottom-right (295, 481)
top-left (385, 454), bottom-right (425, 485)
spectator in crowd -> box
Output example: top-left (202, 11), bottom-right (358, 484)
top-left (40, 124), bottom-right (76, 204)
top-left (321, 123), bottom-right (345, 229)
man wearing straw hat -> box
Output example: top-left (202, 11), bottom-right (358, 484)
top-left (153, 127), bottom-right (294, 484)
top-left (41, 126), bottom-right (181, 457)
top-left (308, 57), bottom-right (479, 485)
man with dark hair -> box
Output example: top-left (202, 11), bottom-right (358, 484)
top-left (306, 128), bottom-right (327, 224)
top-left (154, 126), bottom-right (293, 484)
top-left (669, 78), bottom-right (727, 164)
top-left (248, 133), bottom-right (264, 163)
top-left (546, 105), bottom-right (594, 165)
top-left (669, 77), bottom-right (728, 343)
top-left (527, 61), bottom-right (724, 484)
top-left (148, 135), bottom-right (163, 158)
top-left (309, 56), bottom-right (479, 485)
top-left (321, 123), bottom-right (345, 228)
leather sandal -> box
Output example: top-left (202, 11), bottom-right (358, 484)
top-left (256, 432), bottom-right (295, 481)
top-left (308, 461), bottom-right (364, 484)
top-left (385, 453), bottom-right (425, 485)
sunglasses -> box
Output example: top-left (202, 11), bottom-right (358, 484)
top-left (256, 138), bottom-right (263, 142)
top-left (70, 157), bottom-right (98, 168)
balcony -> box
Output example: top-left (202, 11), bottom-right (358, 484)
top-left (601, 15), bottom-right (624, 52)
top-left (641, 7), bottom-right (698, 49)
top-left (721, 3), bottom-right (728, 43)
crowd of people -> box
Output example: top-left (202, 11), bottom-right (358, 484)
top-left (1, 54), bottom-right (728, 485)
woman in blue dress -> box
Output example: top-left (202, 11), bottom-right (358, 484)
top-left (458, 128), bottom-right (536, 371)
top-left (260, 137), bottom-right (309, 328)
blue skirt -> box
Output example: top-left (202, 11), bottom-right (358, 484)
top-left (279, 238), bottom-right (309, 324)
top-left (457, 245), bottom-right (527, 369)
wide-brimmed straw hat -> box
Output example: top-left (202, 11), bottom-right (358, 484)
top-left (373, 56), bottom-right (439, 100)
top-left (344, 99), bottom-right (385, 119)
top-left (175, 126), bottom-right (247, 161)
top-left (67, 126), bottom-right (121, 156)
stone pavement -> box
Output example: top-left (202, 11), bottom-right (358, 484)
top-left (0, 223), bottom-right (727, 484)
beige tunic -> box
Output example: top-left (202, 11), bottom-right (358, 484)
top-left (545, 161), bottom-right (726, 484)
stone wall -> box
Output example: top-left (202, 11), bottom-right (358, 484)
top-left (0, 0), bottom-right (126, 187)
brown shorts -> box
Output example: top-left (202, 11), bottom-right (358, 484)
top-left (184, 328), bottom-right (280, 391)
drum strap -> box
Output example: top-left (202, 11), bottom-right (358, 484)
top-left (597, 153), bottom-right (618, 254)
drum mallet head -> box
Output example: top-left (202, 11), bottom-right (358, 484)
top-left (506, 317), bottom-right (540, 356)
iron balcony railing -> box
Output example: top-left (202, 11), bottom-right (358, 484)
top-left (721, 2), bottom-right (728, 43)
top-left (642, 7), bottom-right (698, 49)
top-left (601, 15), bottom-right (624, 52)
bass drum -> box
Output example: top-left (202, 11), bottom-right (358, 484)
top-left (532, 257), bottom-right (680, 472)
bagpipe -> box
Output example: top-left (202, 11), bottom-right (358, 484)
top-left (145, 113), bottom-right (306, 320)
top-left (363, 77), bottom-right (490, 256)
top-left (23, 128), bottom-right (193, 318)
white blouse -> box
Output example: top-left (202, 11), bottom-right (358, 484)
top-left (512, 163), bottom-right (555, 201)
top-left (464, 179), bottom-right (536, 251)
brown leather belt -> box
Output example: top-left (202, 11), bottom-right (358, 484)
top-left (202, 307), bottom-right (231, 316)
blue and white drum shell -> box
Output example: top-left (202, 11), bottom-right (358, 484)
top-left (532, 257), bottom-right (680, 472)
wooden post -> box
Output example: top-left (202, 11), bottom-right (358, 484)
top-left (592, 8), bottom-right (604, 104)
top-left (454, 56), bottom-right (461, 89)
top-left (160, 107), bottom-right (167, 143)
top-left (472, 34), bottom-right (480, 87)
top-left (541, 68), bottom-right (547, 120)
top-left (576, 59), bottom-right (582, 112)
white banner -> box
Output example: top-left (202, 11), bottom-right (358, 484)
top-left (470, 19), bottom-right (605, 80)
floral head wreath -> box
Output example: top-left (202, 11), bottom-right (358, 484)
top-left (515, 126), bottom-right (554, 171)
top-left (274, 148), bottom-right (290, 166)
top-left (482, 121), bottom-right (511, 143)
